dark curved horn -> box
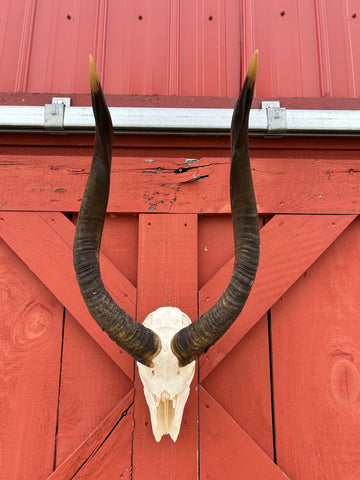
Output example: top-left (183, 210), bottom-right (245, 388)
top-left (73, 56), bottom-right (161, 367)
top-left (171, 51), bottom-right (260, 367)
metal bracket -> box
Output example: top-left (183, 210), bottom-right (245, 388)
top-left (44, 97), bottom-right (71, 130)
top-left (262, 101), bottom-right (287, 134)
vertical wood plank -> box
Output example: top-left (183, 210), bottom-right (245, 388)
top-left (272, 218), bottom-right (360, 479)
top-left (198, 215), bottom-right (273, 458)
top-left (133, 213), bottom-right (198, 480)
top-left (0, 239), bottom-right (63, 480)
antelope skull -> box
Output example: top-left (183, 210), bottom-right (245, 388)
top-left (73, 52), bottom-right (260, 442)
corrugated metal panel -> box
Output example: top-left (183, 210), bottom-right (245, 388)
top-left (0, 0), bottom-right (359, 97)
top-left (0, 0), bottom-right (241, 96)
top-left (242, 0), bottom-right (360, 98)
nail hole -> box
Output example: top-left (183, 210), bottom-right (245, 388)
top-left (138, 15), bottom-right (143, 20)
top-left (208, 15), bottom-right (213, 21)
top-left (280, 10), bottom-right (285, 16)
top-left (352, 13), bottom-right (357, 18)
top-left (184, 223), bottom-right (188, 227)
top-left (147, 222), bottom-right (151, 226)
top-left (67, 14), bottom-right (72, 20)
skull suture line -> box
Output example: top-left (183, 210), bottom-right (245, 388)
top-left (73, 52), bottom-right (260, 442)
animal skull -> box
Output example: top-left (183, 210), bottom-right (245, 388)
top-left (137, 307), bottom-right (195, 442)
top-left (73, 52), bottom-right (260, 441)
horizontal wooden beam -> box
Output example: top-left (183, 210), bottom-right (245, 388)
top-left (0, 156), bottom-right (359, 214)
top-left (0, 211), bottom-right (136, 379)
top-left (199, 214), bottom-right (358, 381)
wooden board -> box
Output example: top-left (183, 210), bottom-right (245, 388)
top-left (0, 155), bottom-right (359, 214)
top-left (133, 213), bottom-right (198, 480)
top-left (0, 211), bottom-right (135, 378)
top-left (55, 215), bottom-right (136, 464)
top-left (200, 388), bottom-right (288, 479)
top-left (271, 217), bottom-right (360, 480)
top-left (49, 390), bottom-right (134, 480)
top-left (55, 313), bottom-right (133, 466)
top-left (199, 214), bottom-right (357, 381)
top-left (0, 239), bottom-right (63, 480)
top-left (202, 315), bottom-right (274, 459)
top-left (198, 215), bottom-right (273, 458)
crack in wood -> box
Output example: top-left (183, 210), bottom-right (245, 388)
top-left (69, 400), bottom-right (134, 479)
top-left (139, 161), bottom-right (226, 175)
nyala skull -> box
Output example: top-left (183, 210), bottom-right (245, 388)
top-left (73, 52), bottom-right (260, 442)
top-left (137, 307), bottom-right (195, 442)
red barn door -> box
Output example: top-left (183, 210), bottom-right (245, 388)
top-left (0, 138), bottom-right (359, 479)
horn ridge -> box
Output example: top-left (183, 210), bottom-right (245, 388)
top-left (73, 56), bottom-right (161, 367)
top-left (171, 51), bottom-right (260, 367)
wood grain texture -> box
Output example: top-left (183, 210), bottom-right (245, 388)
top-left (49, 390), bottom-right (134, 480)
top-left (198, 215), bottom-right (273, 458)
top-left (202, 316), bottom-right (274, 459)
top-left (55, 215), bottom-right (135, 465)
top-left (271, 217), bottom-right (360, 480)
top-left (199, 214), bottom-right (357, 381)
top-left (200, 387), bottom-right (288, 479)
top-left (0, 211), bottom-right (135, 378)
top-left (133, 214), bottom-right (198, 480)
top-left (0, 155), bottom-right (359, 213)
top-left (55, 313), bottom-right (133, 466)
top-left (0, 239), bottom-right (63, 480)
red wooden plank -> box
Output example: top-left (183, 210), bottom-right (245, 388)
top-left (202, 316), bottom-right (274, 459)
top-left (271, 217), bottom-right (360, 480)
top-left (0, 239), bottom-right (63, 480)
top-left (55, 215), bottom-right (136, 464)
top-left (1, 156), bottom-right (359, 214)
top-left (100, 213), bottom-right (139, 287)
top-left (0, 211), bottom-right (135, 378)
top-left (133, 213), bottom-right (198, 480)
top-left (200, 387), bottom-right (289, 479)
top-left (198, 215), bottom-right (273, 458)
top-left (55, 313), bottom-right (133, 466)
top-left (49, 390), bottom-right (134, 480)
top-left (199, 214), bottom-right (357, 381)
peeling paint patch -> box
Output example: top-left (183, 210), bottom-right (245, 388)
top-left (185, 158), bottom-right (199, 167)
top-left (50, 188), bottom-right (67, 193)
top-left (145, 158), bottom-right (155, 163)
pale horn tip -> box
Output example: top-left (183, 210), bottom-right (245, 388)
top-left (89, 54), bottom-right (100, 94)
top-left (247, 50), bottom-right (258, 88)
